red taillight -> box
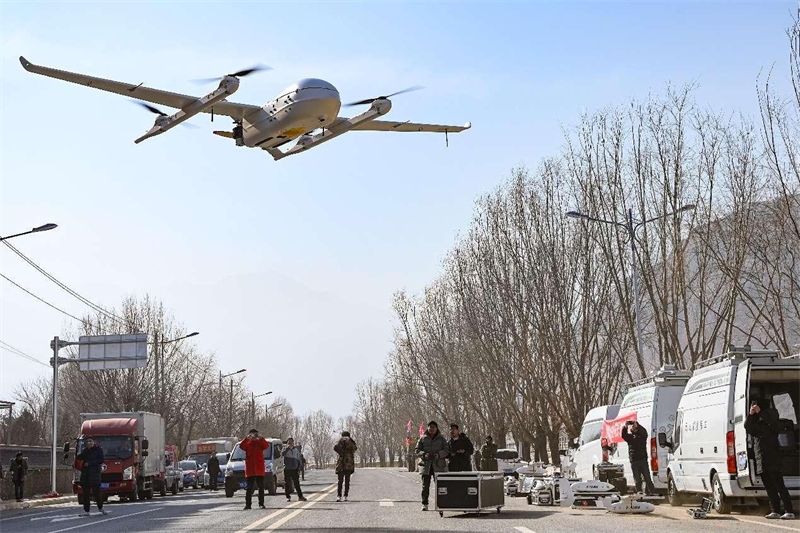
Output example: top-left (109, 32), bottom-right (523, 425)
top-left (650, 437), bottom-right (659, 472)
top-left (726, 431), bottom-right (736, 474)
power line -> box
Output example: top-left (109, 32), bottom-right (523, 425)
top-left (0, 340), bottom-right (49, 368)
top-left (0, 272), bottom-right (85, 322)
top-left (1, 241), bottom-right (126, 324)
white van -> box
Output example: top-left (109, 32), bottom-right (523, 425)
top-left (569, 404), bottom-right (620, 481)
top-left (659, 346), bottom-right (800, 513)
top-left (611, 365), bottom-right (692, 493)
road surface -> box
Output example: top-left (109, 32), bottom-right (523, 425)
top-left (1, 468), bottom-right (798, 533)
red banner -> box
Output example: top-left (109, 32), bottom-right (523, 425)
top-left (196, 443), bottom-right (216, 453)
top-left (419, 423), bottom-right (425, 437)
top-left (601, 412), bottom-right (638, 444)
top-left (407, 420), bottom-right (412, 434)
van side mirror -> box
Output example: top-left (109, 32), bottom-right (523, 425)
top-left (142, 450), bottom-right (149, 457)
top-left (658, 432), bottom-right (673, 450)
top-left (142, 438), bottom-right (149, 450)
top-left (226, 453), bottom-right (231, 460)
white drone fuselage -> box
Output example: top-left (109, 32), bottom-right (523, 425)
top-left (244, 78), bottom-right (348, 149)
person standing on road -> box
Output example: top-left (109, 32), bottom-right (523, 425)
top-left (77, 438), bottom-right (106, 516)
top-left (9, 452), bottom-right (28, 503)
top-left (447, 424), bottom-right (474, 472)
top-left (239, 428), bottom-right (269, 510)
top-left (621, 420), bottom-right (655, 495)
top-left (282, 438), bottom-right (307, 503)
top-left (415, 421), bottom-right (449, 511)
top-left (745, 399), bottom-right (795, 520)
top-left (206, 453), bottom-right (220, 491)
top-left (334, 431), bottom-right (358, 502)
top-left (479, 436), bottom-right (498, 472)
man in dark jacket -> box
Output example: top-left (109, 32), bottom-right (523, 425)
top-left (745, 400), bottom-right (795, 519)
top-left (334, 431), bottom-right (358, 501)
top-left (206, 454), bottom-right (221, 491)
top-left (9, 452), bottom-right (28, 502)
top-left (77, 437), bottom-right (107, 515)
top-left (282, 438), bottom-right (307, 503)
top-left (447, 424), bottom-right (474, 472)
top-left (621, 420), bottom-right (655, 495)
top-left (479, 436), bottom-right (498, 471)
top-left (415, 421), bottom-right (449, 511)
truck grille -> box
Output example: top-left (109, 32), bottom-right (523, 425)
top-left (102, 473), bottom-right (123, 483)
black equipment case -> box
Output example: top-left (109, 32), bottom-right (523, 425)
top-left (434, 471), bottom-right (505, 516)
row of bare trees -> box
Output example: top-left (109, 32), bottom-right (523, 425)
top-left (4, 295), bottom-right (300, 457)
top-left (347, 16), bottom-right (800, 466)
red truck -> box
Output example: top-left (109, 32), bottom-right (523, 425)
top-left (64, 412), bottom-right (166, 503)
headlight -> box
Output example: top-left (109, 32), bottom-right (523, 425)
top-left (123, 466), bottom-right (133, 480)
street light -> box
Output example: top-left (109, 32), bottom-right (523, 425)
top-left (565, 204), bottom-right (696, 358)
top-left (250, 391), bottom-right (273, 425)
top-left (0, 223), bottom-right (58, 242)
top-left (219, 369), bottom-right (247, 434)
top-left (265, 402), bottom-right (284, 418)
top-left (153, 331), bottom-right (200, 412)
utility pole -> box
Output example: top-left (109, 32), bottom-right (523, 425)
top-left (229, 378), bottom-right (234, 435)
top-left (50, 336), bottom-right (59, 496)
top-left (154, 331), bottom-right (160, 413)
top-left (627, 209), bottom-right (645, 358)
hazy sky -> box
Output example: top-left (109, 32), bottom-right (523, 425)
top-left (0, 1), bottom-right (795, 419)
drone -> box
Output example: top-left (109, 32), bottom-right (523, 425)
top-left (19, 56), bottom-right (471, 161)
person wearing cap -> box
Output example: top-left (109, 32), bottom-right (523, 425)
top-left (334, 431), bottom-right (358, 501)
top-left (9, 452), bottom-right (28, 502)
top-left (415, 421), bottom-right (449, 511)
top-left (479, 435), bottom-right (498, 471)
top-left (447, 423), bottom-right (475, 472)
top-left (239, 429), bottom-right (270, 510)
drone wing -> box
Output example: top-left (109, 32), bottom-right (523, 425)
top-left (350, 119), bottom-right (471, 133)
top-left (19, 56), bottom-right (261, 120)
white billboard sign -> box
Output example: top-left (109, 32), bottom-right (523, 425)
top-left (78, 334), bottom-right (148, 371)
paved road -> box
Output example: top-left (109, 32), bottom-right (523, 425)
top-left (2, 469), bottom-right (799, 533)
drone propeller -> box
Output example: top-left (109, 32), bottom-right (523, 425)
top-left (344, 85), bottom-right (424, 107)
top-left (190, 64), bottom-right (273, 85)
top-left (133, 101), bottom-right (199, 129)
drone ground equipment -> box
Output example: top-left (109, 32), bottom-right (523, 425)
top-left (20, 57), bottom-right (470, 160)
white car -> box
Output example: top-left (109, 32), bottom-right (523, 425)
top-left (610, 364), bottom-right (692, 494)
top-left (659, 346), bottom-right (800, 513)
top-left (496, 448), bottom-right (526, 478)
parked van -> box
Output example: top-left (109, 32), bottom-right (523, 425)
top-left (658, 346), bottom-right (800, 513)
top-left (569, 404), bottom-right (620, 481)
top-left (611, 365), bottom-right (692, 493)
top-left (224, 438), bottom-right (285, 497)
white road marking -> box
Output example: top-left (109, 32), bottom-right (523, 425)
top-left (31, 513), bottom-right (81, 522)
top-left (235, 483), bottom-right (336, 533)
top-left (263, 485), bottom-right (338, 531)
top-left (514, 528), bottom-right (536, 533)
top-left (3, 508), bottom-right (67, 522)
top-left (47, 507), bottom-right (162, 533)
top-left (736, 518), bottom-right (800, 532)
top-left (379, 499), bottom-right (395, 507)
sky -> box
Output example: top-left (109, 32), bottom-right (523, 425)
top-left (0, 1), bottom-right (796, 420)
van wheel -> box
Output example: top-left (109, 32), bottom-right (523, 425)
top-left (267, 476), bottom-right (277, 496)
top-left (225, 486), bottom-right (234, 498)
top-left (712, 474), bottom-right (732, 514)
top-left (667, 474), bottom-right (683, 507)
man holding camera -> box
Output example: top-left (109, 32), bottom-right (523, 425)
top-left (621, 420), bottom-right (655, 495)
top-left (238, 429), bottom-right (269, 510)
top-left (415, 421), bottom-right (449, 511)
top-left (745, 399), bottom-right (795, 520)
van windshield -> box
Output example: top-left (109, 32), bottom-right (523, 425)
top-left (496, 449), bottom-right (519, 460)
top-left (580, 420), bottom-right (602, 443)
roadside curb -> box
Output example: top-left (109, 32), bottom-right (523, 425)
top-left (0, 495), bottom-right (76, 512)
